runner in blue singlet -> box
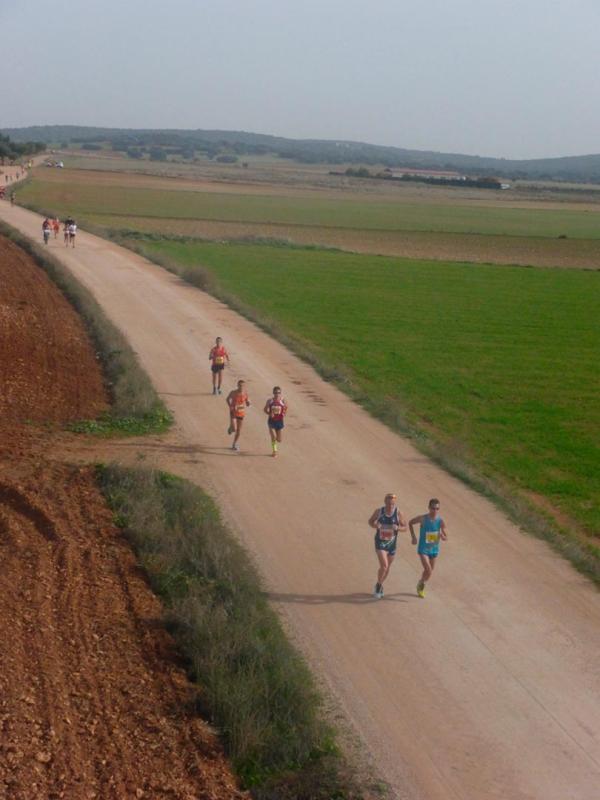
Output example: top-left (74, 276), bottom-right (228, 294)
top-left (409, 498), bottom-right (448, 598)
top-left (368, 493), bottom-right (407, 599)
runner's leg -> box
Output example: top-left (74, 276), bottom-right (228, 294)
top-left (427, 555), bottom-right (437, 581)
top-left (269, 425), bottom-right (277, 455)
top-left (232, 417), bottom-right (243, 448)
top-left (376, 549), bottom-right (390, 585)
top-left (381, 553), bottom-right (395, 585)
top-left (419, 554), bottom-right (434, 583)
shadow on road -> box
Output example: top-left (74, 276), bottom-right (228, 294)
top-left (268, 591), bottom-right (414, 604)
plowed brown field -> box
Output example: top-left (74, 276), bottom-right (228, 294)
top-left (0, 237), bottom-right (108, 423)
top-left (0, 237), bottom-right (246, 800)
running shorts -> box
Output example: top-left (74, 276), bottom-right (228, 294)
top-left (375, 532), bottom-right (398, 556)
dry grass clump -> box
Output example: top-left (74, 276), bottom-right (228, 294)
top-left (97, 466), bottom-right (373, 797)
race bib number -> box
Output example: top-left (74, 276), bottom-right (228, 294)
top-left (426, 532), bottom-right (439, 544)
top-left (215, 356), bottom-right (224, 365)
top-left (270, 405), bottom-right (282, 418)
top-left (235, 403), bottom-right (245, 413)
top-left (379, 525), bottom-right (395, 541)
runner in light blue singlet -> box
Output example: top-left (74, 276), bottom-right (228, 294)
top-left (418, 514), bottom-right (442, 557)
top-left (409, 498), bottom-right (448, 598)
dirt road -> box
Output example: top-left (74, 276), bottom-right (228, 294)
top-left (2, 201), bottom-right (599, 800)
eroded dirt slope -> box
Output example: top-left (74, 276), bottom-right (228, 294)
top-left (0, 237), bottom-right (246, 799)
top-left (0, 236), bottom-right (108, 423)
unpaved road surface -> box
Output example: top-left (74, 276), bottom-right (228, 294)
top-left (2, 201), bottom-right (600, 800)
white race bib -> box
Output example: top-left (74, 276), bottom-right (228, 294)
top-left (379, 525), bottom-right (395, 541)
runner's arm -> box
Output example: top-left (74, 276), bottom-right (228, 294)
top-left (263, 400), bottom-right (271, 415)
top-left (440, 519), bottom-right (448, 541)
top-left (396, 511), bottom-right (408, 532)
top-left (408, 515), bottom-right (422, 545)
top-left (368, 508), bottom-right (380, 529)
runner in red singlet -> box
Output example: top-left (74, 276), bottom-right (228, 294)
top-left (209, 336), bottom-right (230, 394)
top-left (263, 386), bottom-right (288, 457)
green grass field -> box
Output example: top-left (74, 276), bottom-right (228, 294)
top-left (141, 239), bottom-right (600, 541)
top-left (19, 172), bottom-right (600, 239)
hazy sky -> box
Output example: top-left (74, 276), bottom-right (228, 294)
top-left (2, 0), bottom-right (599, 159)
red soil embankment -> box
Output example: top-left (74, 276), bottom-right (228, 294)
top-left (0, 236), bottom-right (108, 423)
top-left (0, 236), bottom-right (246, 800)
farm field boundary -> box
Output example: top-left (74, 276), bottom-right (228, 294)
top-left (99, 217), bottom-right (600, 270)
top-left (18, 167), bottom-right (600, 268)
top-left (20, 170), bottom-right (600, 237)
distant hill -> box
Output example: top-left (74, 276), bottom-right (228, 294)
top-left (4, 125), bottom-right (600, 182)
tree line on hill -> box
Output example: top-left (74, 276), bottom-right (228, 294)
top-left (339, 167), bottom-right (505, 189)
top-left (3, 125), bottom-right (600, 182)
top-left (0, 133), bottom-right (46, 164)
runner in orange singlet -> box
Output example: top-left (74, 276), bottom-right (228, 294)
top-left (209, 336), bottom-right (230, 394)
top-left (226, 380), bottom-right (250, 451)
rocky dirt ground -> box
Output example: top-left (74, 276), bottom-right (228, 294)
top-left (0, 235), bottom-right (246, 800)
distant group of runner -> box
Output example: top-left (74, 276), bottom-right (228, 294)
top-left (41, 217), bottom-right (77, 247)
top-left (209, 337), bottom-right (288, 457)
top-left (209, 336), bottom-right (448, 598)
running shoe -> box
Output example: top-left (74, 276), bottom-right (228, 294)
top-left (212, 387), bottom-right (217, 395)
top-left (217, 389), bottom-right (222, 395)
top-left (232, 443), bottom-right (239, 451)
top-left (417, 580), bottom-right (426, 598)
top-left (373, 582), bottom-right (383, 599)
